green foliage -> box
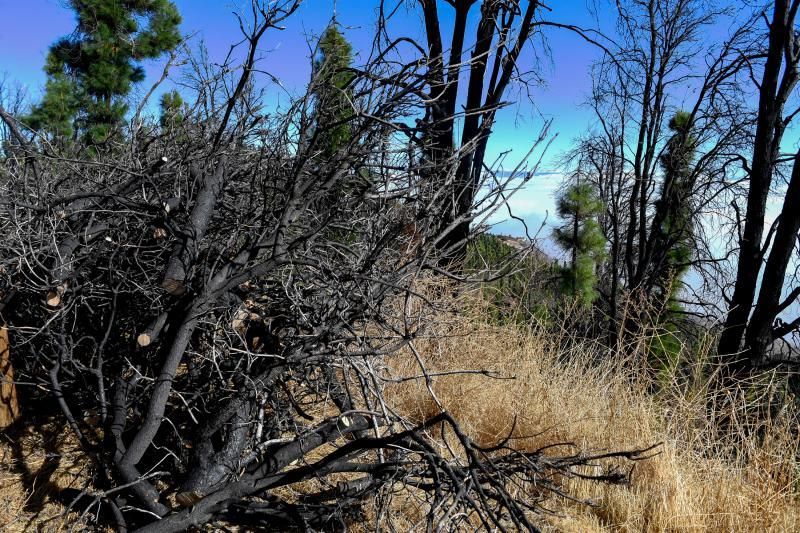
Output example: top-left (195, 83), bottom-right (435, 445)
top-left (646, 111), bottom-right (698, 381)
top-left (647, 299), bottom-right (687, 386)
top-left (28, 0), bottom-right (182, 144)
top-left (465, 233), bottom-right (514, 271)
top-left (312, 24), bottom-right (354, 156)
top-left (553, 182), bottom-right (606, 307)
top-left (653, 110), bottom-right (698, 304)
top-left (159, 90), bottom-right (185, 128)
top-left (465, 234), bottom-right (556, 326)
top-left (26, 57), bottom-right (82, 139)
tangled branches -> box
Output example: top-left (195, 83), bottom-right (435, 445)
top-left (0, 1), bottom-right (655, 530)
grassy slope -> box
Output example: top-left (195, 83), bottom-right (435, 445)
top-left (388, 290), bottom-right (800, 531)
top-left (2, 247), bottom-right (799, 530)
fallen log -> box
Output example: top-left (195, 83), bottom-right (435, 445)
top-left (162, 160), bottom-right (226, 296)
top-left (137, 312), bottom-right (170, 347)
top-left (0, 326), bottom-right (20, 428)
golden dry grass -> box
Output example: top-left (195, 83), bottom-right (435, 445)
top-left (0, 420), bottom-right (93, 532)
top-left (1, 288), bottom-right (798, 531)
top-left (385, 293), bottom-right (800, 532)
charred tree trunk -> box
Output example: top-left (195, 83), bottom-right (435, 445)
top-left (418, 0), bottom-right (540, 266)
top-left (743, 150), bottom-right (800, 362)
top-left (0, 326), bottom-right (19, 428)
top-left (718, 0), bottom-right (799, 370)
top-left (162, 160), bottom-right (226, 296)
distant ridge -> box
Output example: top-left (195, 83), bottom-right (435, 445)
top-left (490, 233), bottom-right (554, 264)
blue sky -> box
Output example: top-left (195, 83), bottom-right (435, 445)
top-left (3, 1), bottom-right (798, 316)
top-left (0, 1), bottom-right (619, 245)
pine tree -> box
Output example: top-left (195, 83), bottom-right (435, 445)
top-left (310, 23), bottom-right (363, 225)
top-left (159, 90), bottom-right (185, 129)
top-left (26, 54), bottom-right (83, 139)
top-left (27, 0), bottom-right (182, 144)
top-left (650, 110), bottom-right (697, 303)
top-left (554, 182), bottom-right (607, 307)
top-left (312, 24), bottom-right (354, 157)
top-left (646, 111), bottom-right (698, 380)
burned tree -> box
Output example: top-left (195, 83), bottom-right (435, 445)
top-left (0, 1), bottom-right (651, 530)
top-left (406, 0), bottom-right (546, 263)
top-left (567, 0), bottom-right (755, 340)
top-left (717, 0), bottom-right (800, 372)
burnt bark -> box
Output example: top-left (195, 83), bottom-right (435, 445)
top-left (162, 160), bottom-right (226, 296)
top-left (417, 0), bottom-right (542, 264)
top-left (718, 0), bottom-right (800, 369)
top-left (743, 150), bottom-right (800, 363)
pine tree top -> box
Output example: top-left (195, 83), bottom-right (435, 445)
top-left (28, 0), bottom-right (182, 144)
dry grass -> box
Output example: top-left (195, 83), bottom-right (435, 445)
top-left (386, 292), bottom-right (800, 531)
top-left (0, 420), bottom-right (93, 532)
top-left (2, 288), bottom-right (798, 531)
